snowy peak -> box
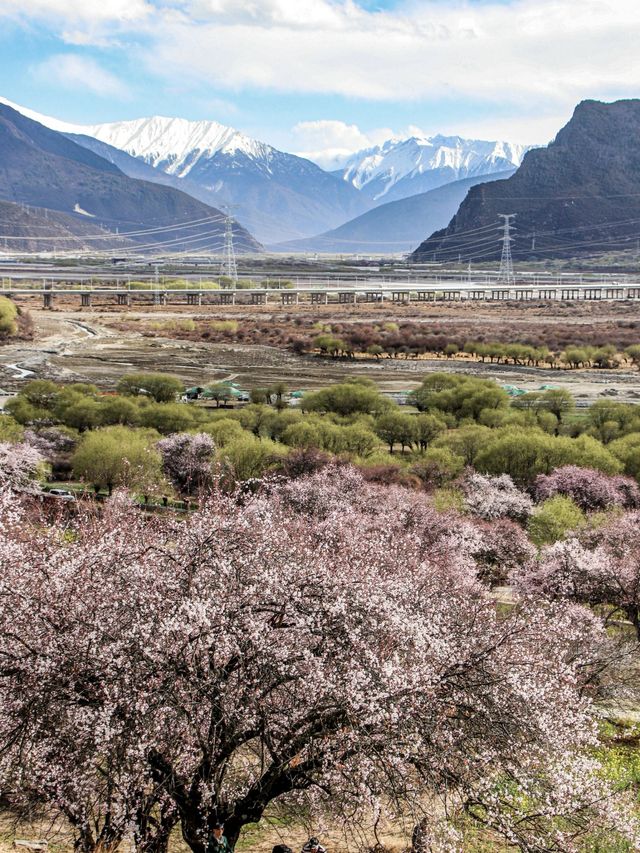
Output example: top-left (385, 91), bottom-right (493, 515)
top-left (82, 115), bottom-right (274, 178)
top-left (0, 98), bottom-right (277, 179)
top-left (341, 135), bottom-right (532, 201)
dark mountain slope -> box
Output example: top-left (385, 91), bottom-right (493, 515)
top-left (411, 100), bottom-right (640, 262)
top-left (273, 171), bottom-right (514, 254)
top-left (0, 199), bottom-right (131, 253)
top-left (0, 104), bottom-right (261, 253)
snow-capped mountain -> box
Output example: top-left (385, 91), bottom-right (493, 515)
top-left (0, 97), bottom-right (533, 244)
top-left (340, 135), bottom-right (532, 202)
top-left (79, 116), bottom-right (367, 243)
top-left (0, 99), bottom-right (367, 244)
top-left (78, 116), bottom-right (276, 179)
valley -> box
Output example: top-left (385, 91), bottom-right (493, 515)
top-left (3, 300), bottom-right (640, 406)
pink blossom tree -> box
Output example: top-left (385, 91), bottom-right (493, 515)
top-left (0, 472), bottom-right (637, 851)
top-left (534, 465), bottom-right (640, 511)
top-left (157, 432), bottom-right (215, 496)
top-left (516, 511), bottom-right (640, 639)
top-left (470, 517), bottom-right (536, 587)
top-left (24, 426), bottom-right (77, 458)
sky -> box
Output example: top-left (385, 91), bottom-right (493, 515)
top-left (1, 0), bottom-right (639, 167)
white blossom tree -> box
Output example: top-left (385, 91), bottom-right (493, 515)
top-left (0, 441), bottom-right (44, 493)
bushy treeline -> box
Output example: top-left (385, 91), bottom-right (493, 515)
top-left (314, 332), bottom-right (640, 368)
top-left (4, 372), bottom-right (640, 511)
top-left (118, 315), bottom-right (640, 371)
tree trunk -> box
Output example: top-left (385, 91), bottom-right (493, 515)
top-left (628, 606), bottom-right (640, 641)
top-left (135, 802), bottom-right (178, 853)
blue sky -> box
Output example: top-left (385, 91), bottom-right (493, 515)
top-left (0, 0), bottom-right (638, 166)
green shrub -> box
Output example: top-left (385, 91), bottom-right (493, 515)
top-left (0, 296), bottom-right (18, 336)
top-left (528, 495), bottom-right (585, 547)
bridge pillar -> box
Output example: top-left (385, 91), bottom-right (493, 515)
top-left (281, 292), bottom-right (298, 305)
top-left (219, 292), bottom-right (235, 305)
top-left (338, 291), bottom-right (356, 304)
top-left (469, 290), bottom-right (486, 300)
top-left (251, 292), bottom-right (267, 305)
top-left (187, 293), bottom-right (202, 305)
top-left (117, 293), bottom-right (131, 306)
top-left (310, 291), bottom-right (328, 304)
top-left (43, 292), bottom-right (53, 309)
top-left (81, 293), bottom-right (92, 307)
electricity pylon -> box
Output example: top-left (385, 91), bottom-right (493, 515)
top-left (220, 204), bottom-right (239, 283)
top-left (497, 214), bottom-right (516, 285)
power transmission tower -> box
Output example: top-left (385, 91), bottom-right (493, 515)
top-left (497, 214), bottom-right (516, 285)
top-left (220, 205), bottom-right (239, 283)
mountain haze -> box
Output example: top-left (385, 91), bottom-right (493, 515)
top-left (412, 99), bottom-right (640, 262)
top-left (273, 171), bottom-right (515, 254)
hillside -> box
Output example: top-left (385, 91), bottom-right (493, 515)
top-left (411, 99), bottom-right (640, 262)
top-left (0, 199), bottom-right (129, 253)
top-left (273, 171), bottom-right (514, 254)
top-left (0, 103), bottom-right (262, 254)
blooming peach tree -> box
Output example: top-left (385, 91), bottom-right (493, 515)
top-left (0, 440), bottom-right (44, 493)
top-left (516, 510), bottom-right (640, 639)
top-left (0, 470), bottom-right (637, 852)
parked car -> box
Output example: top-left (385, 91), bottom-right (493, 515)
top-left (47, 488), bottom-right (77, 501)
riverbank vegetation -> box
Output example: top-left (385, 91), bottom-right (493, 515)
top-left (109, 314), bottom-right (640, 371)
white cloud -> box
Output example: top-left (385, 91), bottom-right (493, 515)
top-left (3, 0), bottom-right (640, 145)
top-left (0, 0), bottom-right (151, 23)
top-left (31, 54), bottom-right (129, 99)
top-left (0, 0), bottom-right (152, 46)
top-left (291, 119), bottom-right (393, 167)
top-left (146, 0), bottom-right (640, 108)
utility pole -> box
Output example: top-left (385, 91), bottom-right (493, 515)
top-left (497, 214), bottom-right (516, 285)
top-left (221, 205), bottom-right (238, 283)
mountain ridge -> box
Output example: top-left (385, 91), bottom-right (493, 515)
top-left (0, 102), bottom-right (370, 245)
top-left (340, 135), bottom-right (531, 202)
top-left (411, 99), bottom-right (640, 262)
top-left (1, 97), bottom-right (533, 244)
top-left (0, 102), bottom-right (262, 254)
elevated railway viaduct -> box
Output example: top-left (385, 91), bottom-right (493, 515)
top-left (3, 281), bottom-right (640, 309)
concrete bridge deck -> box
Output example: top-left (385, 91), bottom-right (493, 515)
top-left (2, 281), bottom-right (640, 308)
